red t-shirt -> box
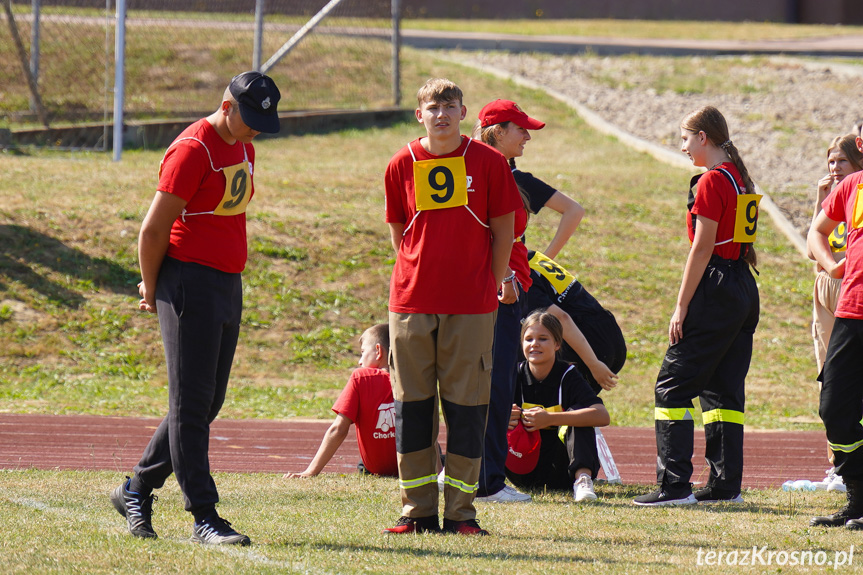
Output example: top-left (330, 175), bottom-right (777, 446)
top-left (385, 136), bottom-right (522, 314)
top-left (331, 367), bottom-right (397, 477)
top-left (687, 163), bottom-right (747, 261)
top-left (822, 171), bottom-right (863, 320)
top-left (158, 119), bottom-right (255, 273)
top-left (510, 201), bottom-right (532, 291)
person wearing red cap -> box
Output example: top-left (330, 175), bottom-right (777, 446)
top-left (110, 71), bottom-right (281, 546)
top-left (472, 99), bottom-right (595, 504)
top-left (506, 310), bottom-right (609, 502)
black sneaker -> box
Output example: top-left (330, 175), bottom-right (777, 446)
top-left (810, 505), bottom-right (863, 527)
top-left (191, 514), bottom-right (251, 546)
top-left (442, 518), bottom-right (489, 536)
top-left (110, 477), bottom-right (157, 539)
top-left (382, 515), bottom-right (441, 534)
top-left (846, 518), bottom-right (863, 530)
top-left (693, 486), bottom-right (744, 504)
top-left (633, 485), bottom-right (697, 506)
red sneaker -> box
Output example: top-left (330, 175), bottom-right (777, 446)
top-left (382, 515), bottom-right (440, 534)
top-left (442, 518), bottom-right (489, 536)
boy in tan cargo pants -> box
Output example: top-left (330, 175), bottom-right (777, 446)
top-left (382, 78), bottom-right (520, 535)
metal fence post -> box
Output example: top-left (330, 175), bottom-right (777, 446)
top-left (253, 0), bottom-right (265, 71)
top-left (113, 0), bottom-right (126, 162)
top-left (391, 0), bottom-right (400, 107)
top-left (30, 0), bottom-right (40, 113)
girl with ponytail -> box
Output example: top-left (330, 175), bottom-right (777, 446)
top-left (634, 106), bottom-right (760, 507)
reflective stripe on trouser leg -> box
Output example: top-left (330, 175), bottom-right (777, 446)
top-left (654, 406), bottom-right (694, 487)
top-left (395, 396), bottom-right (441, 516)
top-left (437, 312), bottom-right (495, 522)
top-left (389, 312), bottom-right (442, 518)
top-left (820, 318), bottom-right (863, 479)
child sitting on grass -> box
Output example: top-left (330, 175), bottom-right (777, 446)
top-left (506, 310), bottom-right (610, 502)
top-left (284, 323), bottom-right (397, 478)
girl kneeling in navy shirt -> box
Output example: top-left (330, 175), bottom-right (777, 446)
top-left (506, 310), bottom-right (610, 501)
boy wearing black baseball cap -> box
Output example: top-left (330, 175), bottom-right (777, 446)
top-left (110, 71), bottom-right (280, 546)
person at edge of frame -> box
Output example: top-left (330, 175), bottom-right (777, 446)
top-left (809, 121), bottom-right (863, 530)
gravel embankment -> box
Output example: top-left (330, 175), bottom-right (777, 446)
top-left (459, 52), bottom-right (863, 238)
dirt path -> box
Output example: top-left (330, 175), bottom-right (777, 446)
top-left (456, 51), bottom-right (863, 238)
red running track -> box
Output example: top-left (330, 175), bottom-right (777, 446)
top-left (0, 413), bottom-right (831, 488)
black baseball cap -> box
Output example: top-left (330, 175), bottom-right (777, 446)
top-left (228, 71), bottom-right (281, 134)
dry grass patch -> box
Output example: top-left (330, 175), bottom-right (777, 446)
top-left (2, 469), bottom-right (861, 574)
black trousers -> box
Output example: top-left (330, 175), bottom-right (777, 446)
top-left (478, 292), bottom-right (527, 496)
top-left (134, 257), bottom-right (243, 515)
top-left (505, 425), bottom-right (600, 490)
top-left (654, 257), bottom-right (759, 492)
top-left (820, 317), bottom-right (863, 480)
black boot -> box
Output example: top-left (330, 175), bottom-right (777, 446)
top-left (811, 478), bottom-right (863, 527)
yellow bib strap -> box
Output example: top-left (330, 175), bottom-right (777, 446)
top-left (403, 139), bottom-right (488, 236)
top-left (710, 166), bottom-right (760, 246)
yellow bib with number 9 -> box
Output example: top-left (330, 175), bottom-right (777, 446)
top-left (528, 251), bottom-right (576, 295)
top-left (214, 161), bottom-right (252, 216)
top-left (829, 222), bottom-right (847, 253)
top-left (413, 156), bottom-right (468, 211)
top-left (733, 193), bottom-right (761, 243)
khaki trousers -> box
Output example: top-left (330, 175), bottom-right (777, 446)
top-left (813, 269), bottom-right (841, 373)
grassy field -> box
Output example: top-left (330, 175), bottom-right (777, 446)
top-left (2, 470), bottom-right (860, 574)
top-left (0, 28), bottom-right (841, 575)
top-left (0, 51), bottom-right (818, 429)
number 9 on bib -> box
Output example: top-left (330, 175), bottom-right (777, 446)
top-left (413, 156), bottom-right (468, 211)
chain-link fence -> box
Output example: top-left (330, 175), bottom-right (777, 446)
top-left (1, 0), bottom-right (396, 150)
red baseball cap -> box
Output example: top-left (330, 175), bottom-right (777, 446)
top-left (479, 99), bottom-right (546, 130)
top-left (505, 420), bottom-right (541, 475)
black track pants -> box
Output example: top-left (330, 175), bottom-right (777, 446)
top-left (654, 257), bottom-right (759, 492)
